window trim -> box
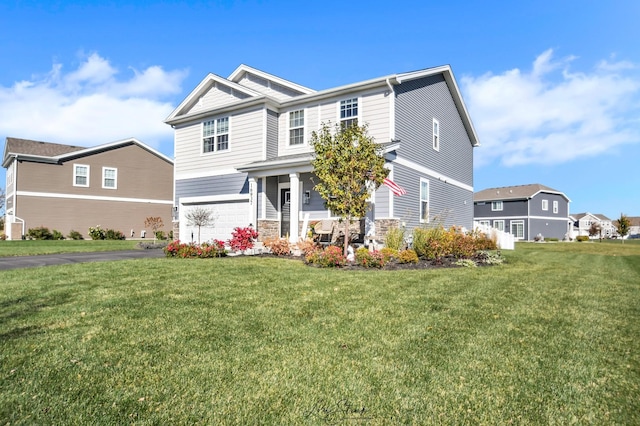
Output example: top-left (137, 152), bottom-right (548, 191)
top-left (510, 220), bottom-right (525, 239)
top-left (553, 200), bottom-right (558, 214)
top-left (493, 220), bottom-right (505, 232)
top-left (432, 118), bottom-right (440, 151)
top-left (102, 167), bottom-right (118, 189)
top-left (491, 201), bottom-right (503, 211)
top-left (288, 109), bottom-right (305, 145)
top-left (73, 164), bottom-right (90, 187)
top-left (420, 178), bottom-right (430, 223)
top-left (542, 199), bottom-right (548, 211)
top-left (202, 116), bottom-right (230, 154)
top-left (339, 97), bottom-right (359, 128)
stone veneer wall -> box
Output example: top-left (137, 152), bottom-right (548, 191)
top-left (257, 219), bottom-right (279, 241)
top-left (172, 221), bottom-right (180, 241)
top-left (374, 219), bottom-right (401, 243)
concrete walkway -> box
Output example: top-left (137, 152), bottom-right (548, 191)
top-left (0, 249), bottom-right (166, 271)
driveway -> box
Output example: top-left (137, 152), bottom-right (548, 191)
top-left (0, 249), bottom-right (166, 271)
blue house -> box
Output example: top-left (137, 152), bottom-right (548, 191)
top-left (474, 184), bottom-right (572, 241)
top-left (165, 65), bottom-right (479, 243)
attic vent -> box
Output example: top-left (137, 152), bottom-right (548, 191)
top-left (496, 190), bottom-right (500, 194)
top-left (509, 189), bottom-right (513, 193)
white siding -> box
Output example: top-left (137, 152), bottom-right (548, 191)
top-left (174, 107), bottom-right (265, 176)
top-left (236, 73), bottom-right (302, 101)
top-left (361, 89), bottom-right (390, 143)
top-left (183, 82), bottom-right (250, 116)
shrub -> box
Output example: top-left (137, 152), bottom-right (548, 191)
top-left (52, 229), bottom-right (65, 240)
top-left (27, 226), bottom-right (53, 240)
top-left (379, 247), bottom-right (398, 263)
top-left (576, 235), bottom-right (589, 242)
top-left (355, 247), bottom-right (386, 268)
top-left (454, 259), bottom-right (477, 268)
top-left (397, 249), bottom-right (419, 264)
top-left (305, 245), bottom-right (346, 267)
top-left (67, 230), bottom-right (84, 240)
top-left (228, 226), bottom-right (259, 252)
top-left (384, 227), bottom-right (405, 251)
top-left (164, 240), bottom-right (226, 258)
top-left (295, 238), bottom-right (318, 256)
top-left (474, 250), bottom-right (504, 265)
top-left (155, 231), bottom-right (166, 241)
top-left (105, 229), bottom-right (126, 240)
top-left (264, 237), bottom-right (291, 256)
top-left (88, 225), bottom-right (106, 240)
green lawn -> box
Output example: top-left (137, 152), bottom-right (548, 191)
top-left (0, 239), bottom-right (141, 257)
top-left (1, 241), bottom-right (638, 424)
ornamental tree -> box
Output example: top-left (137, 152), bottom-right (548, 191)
top-left (589, 222), bottom-right (602, 242)
top-left (310, 122), bottom-right (389, 256)
top-left (616, 213), bottom-right (631, 243)
top-left (185, 207), bottom-right (216, 243)
top-left (144, 216), bottom-right (164, 243)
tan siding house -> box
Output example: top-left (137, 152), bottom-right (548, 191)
top-left (3, 137), bottom-right (174, 240)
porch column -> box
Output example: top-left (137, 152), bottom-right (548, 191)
top-left (248, 177), bottom-right (258, 228)
top-left (289, 173), bottom-right (300, 243)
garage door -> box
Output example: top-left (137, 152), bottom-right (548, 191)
top-left (180, 200), bottom-right (251, 244)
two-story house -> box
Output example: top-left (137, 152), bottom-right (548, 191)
top-left (474, 184), bottom-right (572, 241)
top-left (571, 212), bottom-right (616, 239)
top-left (2, 137), bottom-right (174, 240)
top-left (165, 64), bottom-right (479, 243)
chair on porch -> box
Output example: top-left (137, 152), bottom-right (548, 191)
top-left (314, 219), bottom-right (334, 244)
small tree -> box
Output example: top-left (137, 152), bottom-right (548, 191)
top-left (184, 207), bottom-right (216, 243)
top-left (589, 222), bottom-right (603, 242)
top-left (311, 122), bottom-right (389, 256)
top-left (144, 216), bottom-right (164, 243)
top-left (616, 213), bottom-right (631, 243)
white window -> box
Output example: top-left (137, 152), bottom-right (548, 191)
top-left (74, 164), bottom-right (90, 187)
top-left (553, 200), bottom-right (558, 214)
top-left (478, 220), bottom-right (490, 227)
top-left (433, 118), bottom-right (440, 151)
top-left (203, 117), bottom-right (229, 153)
top-left (542, 199), bottom-right (548, 211)
top-left (289, 110), bottom-right (304, 145)
top-left (420, 178), bottom-right (429, 223)
top-left (491, 201), bottom-right (503, 211)
top-left (510, 220), bottom-right (525, 239)
top-left (102, 167), bottom-right (117, 189)
top-left (340, 98), bottom-right (358, 128)
top-left (493, 220), bottom-right (505, 231)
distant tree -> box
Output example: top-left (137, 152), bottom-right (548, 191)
top-left (589, 222), bottom-right (603, 242)
top-left (185, 207), bottom-right (216, 243)
top-left (310, 122), bottom-right (389, 256)
top-left (616, 213), bottom-right (631, 243)
top-left (144, 216), bottom-right (164, 243)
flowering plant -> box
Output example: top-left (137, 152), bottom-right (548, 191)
top-left (228, 227), bottom-right (259, 252)
top-left (164, 240), bottom-right (227, 258)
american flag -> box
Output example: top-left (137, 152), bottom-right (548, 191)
top-left (383, 178), bottom-right (407, 196)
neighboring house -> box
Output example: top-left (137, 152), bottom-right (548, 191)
top-left (2, 137), bottom-right (174, 240)
top-left (474, 184), bottom-right (571, 241)
top-left (165, 64), bottom-right (479, 243)
top-left (627, 216), bottom-right (640, 238)
top-left (571, 212), bottom-right (616, 239)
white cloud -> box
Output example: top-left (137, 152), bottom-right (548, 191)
top-left (0, 52), bottom-right (188, 150)
top-left (461, 49), bottom-right (640, 167)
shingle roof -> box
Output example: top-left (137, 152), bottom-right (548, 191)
top-left (4, 137), bottom-right (85, 159)
top-left (474, 183), bottom-right (566, 202)
top-left (572, 212), bottom-right (612, 221)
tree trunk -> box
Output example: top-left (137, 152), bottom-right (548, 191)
top-left (343, 217), bottom-right (350, 257)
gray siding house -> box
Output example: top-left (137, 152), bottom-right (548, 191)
top-left (166, 64), bottom-right (479, 243)
top-left (474, 184), bottom-right (571, 241)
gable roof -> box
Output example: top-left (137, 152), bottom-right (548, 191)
top-left (2, 136), bottom-right (173, 168)
top-left (572, 212), bottom-right (612, 222)
top-left (164, 64), bottom-right (480, 147)
top-left (474, 183), bottom-right (570, 202)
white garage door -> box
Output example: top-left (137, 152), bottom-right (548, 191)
top-left (180, 201), bottom-right (251, 244)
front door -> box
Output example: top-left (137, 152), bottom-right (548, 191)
top-left (280, 189), bottom-right (290, 237)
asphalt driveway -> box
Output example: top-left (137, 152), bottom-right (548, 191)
top-left (0, 249), bottom-right (166, 271)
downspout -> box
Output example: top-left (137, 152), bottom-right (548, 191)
top-left (386, 78), bottom-right (396, 142)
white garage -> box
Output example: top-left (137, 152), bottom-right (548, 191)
top-left (180, 195), bottom-right (251, 244)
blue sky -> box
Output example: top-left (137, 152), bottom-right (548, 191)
top-left (1, 0), bottom-right (639, 219)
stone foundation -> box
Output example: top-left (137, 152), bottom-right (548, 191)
top-left (172, 221), bottom-right (180, 241)
top-left (257, 219), bottom-right (279, 241)
top-left (374, 219), bottom-right (401, 243)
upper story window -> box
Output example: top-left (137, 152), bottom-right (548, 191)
top-left (74, 164), bottom-right (90, 187)
top-left (289, 110), bottom-right (304, 145)
top-left (491, 201), bottom-right (503, 211)
top-left (420, 178), bottom-right (429, 223)
top-left (103, 167), bottom-right (117, 189)
top-left (542, 199), bottom-right (548, 211)
top-left (203, 117), bottom-right (229, 153)
top-left (433, 118), bottom-right (440, 151)
top-left (553, 200), bottom-right (558, 214)
top-left (340, 98), bottom-right (358, 128)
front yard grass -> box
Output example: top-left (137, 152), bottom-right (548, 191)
top-left (0, 239), bottom-right (141, 257)
top-left (1, 241), bottom-right (638, 424)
